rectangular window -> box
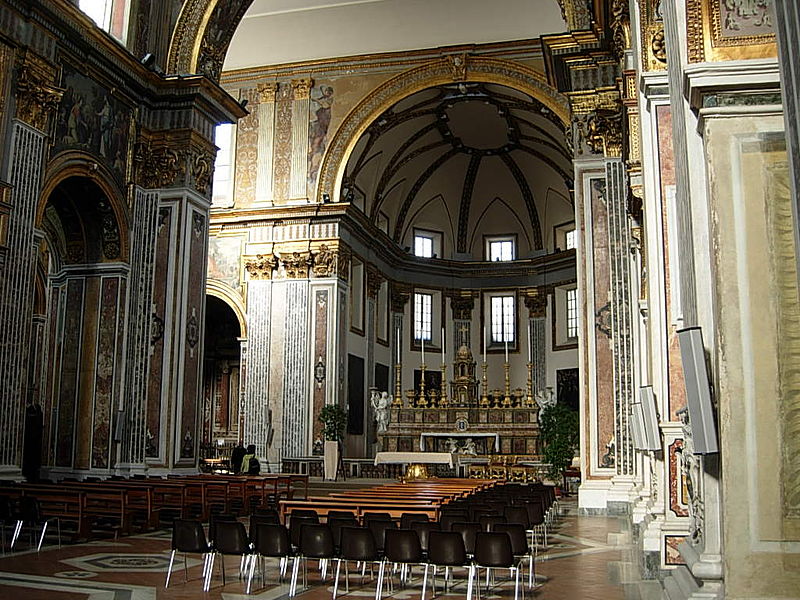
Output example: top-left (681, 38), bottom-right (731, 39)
top-left (490, 295), bottom-right (515, 343)
top-left (212, 123), bottom-right (236, 206)
top-left (414, 234), bottom-right (434, 258)
top-left (566, 288), bottom-right (578, 338)
top-left (565, 229), bottom-right (576, 250)
top-left (485, 235), bottom-right (516, 261)
top-left (79, 0), bottom-right (128, 40)
top-left (414, 293), bottom-right (432, 341)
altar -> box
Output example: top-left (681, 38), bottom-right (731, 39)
top-left (374, 451), bottom-right (454, 480)
top-left (419, 432), bottom-right (500, 452)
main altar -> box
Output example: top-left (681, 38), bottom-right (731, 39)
top-left (377, 345), bottom-right (541, 474)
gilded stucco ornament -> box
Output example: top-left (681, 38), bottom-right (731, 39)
top-left (244, 253), bottom-right (277, 280)
top-left (191, 148), bottom-right (214, 195)
top-left (134, 142), bottom-right (182, 189)
top-left (366, 265), bottom-right (385, 299)
top-left (280, 251), bottom-right (311, 279)
top-left (15, 53), bottom-right (64, 132)
top-left (311, 244), bottom-right (343, 278)
top-left (610, 0), bottom-right (632, 61)
top-left (449, 293), bottom-right (475, 321)
top-left (524, 290), bottom-right (548, 319)
top-left (586, 109), bottom-right (623, 157)
top-left (291, 78), bottom-right (313, 100)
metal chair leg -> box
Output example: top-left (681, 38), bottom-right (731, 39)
top-left (165, 549), bottom-right (176, 587)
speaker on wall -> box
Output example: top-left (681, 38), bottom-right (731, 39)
top-left (630, 402), bottom-right (646, 450)
top-left (639, 386), bottom-right (662, 451)
top-left (677, 326), bottom-right (719, 454)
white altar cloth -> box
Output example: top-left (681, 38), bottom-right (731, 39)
top-left (374, 451), bottom-right (454, 467)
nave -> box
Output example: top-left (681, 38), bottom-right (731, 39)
top-left (0, 480), bottom-right (634, 600)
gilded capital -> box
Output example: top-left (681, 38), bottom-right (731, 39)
top-left (390, 283), bottom-right (412, 313)
top-left (311, 243), bottom-right (345, 278)
top-left (291, 77), bottom-right (313, 100)
top-left (14, 52), bottom-right (64, 132)
top-left (257, 82), bottom-right (278, 104)
top-left (280, 251), bottom-right (311, 279)
top-left (244, 254), bottom-right (278, 280)
top-left (366, 265), bottom-right (386, 299)
top-left (524, 290), bottom-right (549, 319)
top-left (449, 292), bottom-right (476, 320)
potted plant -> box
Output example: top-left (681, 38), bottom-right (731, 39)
top-left (319, 404), bottom-right (348, 480)
top-left (539, 402), bottom-right (579, 483)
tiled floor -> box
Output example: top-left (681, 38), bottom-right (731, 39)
top-left (0, 492), bottom-right (631, 600)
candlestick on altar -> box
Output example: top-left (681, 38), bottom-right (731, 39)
top-left (440, 363), bottom-right (448, 406)
top-left (482, 326), bottom-right (486, 362)
top-left (418, 364), bottom-right (428, 408)
top-left (526, 361), bottom-right (534, 407)
top-left (480, 362), bottom-right (490, 407)
top-left (394, 362), bottom-right (403, 406)
top-left (421, 336), bottom-right (425, 365)
top-left (503, 362), bottom-right (512, 407)
top-left (527, 324), bottom-right (532, 363)
top-left (441, 327), bottom-right (445, 363)
top-left (504, 339), bottom-right (508, 362)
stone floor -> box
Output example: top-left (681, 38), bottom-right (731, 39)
top-left (0, 489), bottom-right (635, 600)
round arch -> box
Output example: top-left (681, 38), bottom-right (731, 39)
top-left (206, 279), bottom-right (248, 338)
top-left (39, 152), bottom-right (131, 263)
top-left (315, 55), bottom-right (570, 205)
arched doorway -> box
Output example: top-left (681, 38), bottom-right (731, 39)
top-left (201, 295), bottom-right (242, 458)
top-left (37, 174), bottom-right (127, 476)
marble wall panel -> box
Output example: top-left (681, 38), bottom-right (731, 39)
top-left (590, 178), bottom-right (616, 469)
top-left (312, 288), bottom-right (329, 443)
top-left (91, 277), bottom-right (119, 469)
top-left (655, 105), bottom-right (687, 420)
top-left (55, 278), bottom-right (84, 467)
top-left (146, 206), bottom-right (172, 459)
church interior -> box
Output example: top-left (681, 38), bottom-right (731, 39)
top-left (0, 1), bottom-right (798, 599)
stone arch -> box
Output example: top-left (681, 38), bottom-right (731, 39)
top-left (206, 279), bottom-right (247, 338)
top-left (39, 152), bottom-right (130, 263)
top-left (316, 55), bottom-right (570, 205)
top-left (167, 0), bottom-right (255, 80)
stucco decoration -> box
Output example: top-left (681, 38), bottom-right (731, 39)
top-left (315, 56), bottom-right (569, 205)
top-left (167, 0), bottom-right (255, 79)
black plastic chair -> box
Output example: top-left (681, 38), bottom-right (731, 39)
top-left (495, 523), bottom-right (536, 589)
top-left (290, 523), bottom-right (336, 597)
top-left (479, 515), bottom-right (506, 532)
top-left (362, 511), bottom-right (393, 524)
top-left (424, 530), bottom-right (474, 599)
top-left (206, 520), bottom-right (253, 591)
top-left (438, 512), bottom-right (467, 532)
top-left (400, 512), bottom-right (429, 529)
top-left (503, 506), bottom-right (530, 529)
top-left (165, 519), bottom-right (212, 589)
top-left (411, 520), bottom-right (441, 559)
top-left (0, 496), bottom-right (14, 554)
top-left (450, 521), bottom-right (482, 557)
top-left (333, 526), bottom-right (381, 598)
top-left (524, 501), bottom-right (547, 549)
top-left (368, 518), bottom-right (398, 557)
top-left (11, 496), bottom-right (60, 552)
top-left (328, 515), bottom-right (358, 552)
top-left (327, 510), bottom-right (357, 520)
top-left (470, 532), bottom-right (524, 600)
top-left (247, 522), bottom-right (292, 593)
top-left (290, 514), bottom-right (320, 549)
top-left (380, 528), bottom-right (426, 596)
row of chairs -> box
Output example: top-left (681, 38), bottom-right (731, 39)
top-left (0, 495), bottom-right (60, 554)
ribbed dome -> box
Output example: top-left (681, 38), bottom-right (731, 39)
top-left (341, 82), bottom-right (573, 260)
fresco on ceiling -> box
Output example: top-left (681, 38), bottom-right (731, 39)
top-left (53, 63), bottom-right (131, 185)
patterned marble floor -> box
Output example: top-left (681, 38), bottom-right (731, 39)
top-left (0, 498), bottom-right (632, 600)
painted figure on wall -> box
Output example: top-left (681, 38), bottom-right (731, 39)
top-left (308, 84), bottom-right (334, 194)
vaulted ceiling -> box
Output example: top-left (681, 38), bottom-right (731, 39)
top-left (223, 0), bottom-right (566, 70)
top-left (342, 82), bottom-right (573, 261)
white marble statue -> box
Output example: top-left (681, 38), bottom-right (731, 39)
top-left (445, 437), bottom-right (458, 453)
top-left (372, 390), bottom-right (392, 433)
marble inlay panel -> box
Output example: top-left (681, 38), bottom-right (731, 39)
top-left (56, 278), bottom-right (85, 468)
top-left (91, 277), bottom-right (119, 469)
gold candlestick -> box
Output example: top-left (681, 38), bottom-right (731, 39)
top-left (526, 362), bottom-right (534, 407)
top-left (394, 363), bottom-right (403, 406)
top-left (480, 362), bottom-right (490, 407)
top-left (503, 362), bottom-right (512, 407)
top-left (439, 364), bottom-right (448, 407)
top-left (418, 364), bottom-right (428, 408)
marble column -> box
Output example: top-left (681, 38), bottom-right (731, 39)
top-left (290, 78), bottom-right (312, 201)
top-left (242, 255), bottom-right (276, 462)
top-left (391, 284), bottom-right (411, 404)
top-left (256, 83), bottom-right (277, 205)
top-left (0, 53), bottom-right (61, 473)
top-left (449, 292), bottom-right (475, 351)
top-left (523, 290), bottom-right (548, 398)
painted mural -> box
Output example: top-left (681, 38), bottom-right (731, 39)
top-left (53, 63), bottom-right (131, 184)
top-left (307, 83), bottom-right (335, 196)
top-left (207, 236), bottom-right (242, 289)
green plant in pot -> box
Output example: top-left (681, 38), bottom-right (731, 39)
top-left (539, 402), bottom-right (579, 481)
top-left (319, 404), bottom-right (348, 442)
